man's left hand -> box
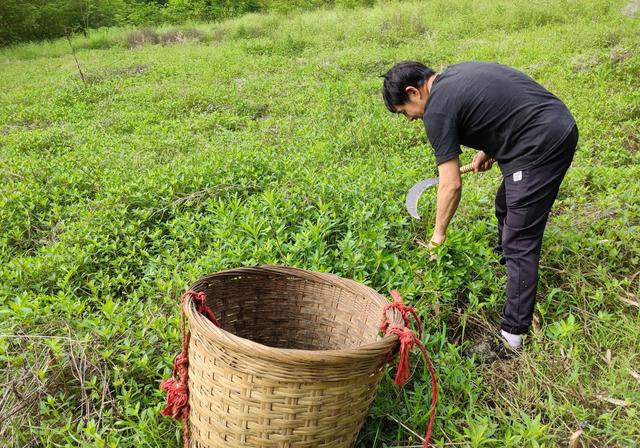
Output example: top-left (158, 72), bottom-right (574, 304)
top-left (472, 151), bottom-right (495, 172)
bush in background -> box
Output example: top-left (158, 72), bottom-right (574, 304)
top-left (0, 0), bottom-right (377, 45)
top-left (0, 0), bottom-right (124, 45)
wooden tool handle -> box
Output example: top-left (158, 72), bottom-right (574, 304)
top-left (459, 162), bottom-right (474, 174)
top-left (460, 158), bottom-right (496, 175)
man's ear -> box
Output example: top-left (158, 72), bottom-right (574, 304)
top-left (404, 85), bottom-right (420, 99)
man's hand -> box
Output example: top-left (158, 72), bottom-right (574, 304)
top-left (472, 151), bottom-right (495, 172)
top-left (428, 231), bottom-right (446, 260)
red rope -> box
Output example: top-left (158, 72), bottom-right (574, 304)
top-left (380, 289), bottom-right (438, 448)
top-left (161, 290), bottom-right (218, 448)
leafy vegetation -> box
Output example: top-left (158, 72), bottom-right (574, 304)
top-left (0, 0), bottom-right (374, 45)
top-left (1, 0), bottom-right (639, 447)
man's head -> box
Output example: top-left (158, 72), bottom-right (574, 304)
top-left (382, 61), bottom-right (435, 121)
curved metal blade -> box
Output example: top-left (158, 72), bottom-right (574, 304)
top-left (405, 177), bottom-right (439, 220)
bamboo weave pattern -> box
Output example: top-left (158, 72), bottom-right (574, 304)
top-left (184, 265), bottom-right (405, 447)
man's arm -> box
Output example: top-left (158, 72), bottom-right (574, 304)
top-left (429, 156), bottom-right (462, 257)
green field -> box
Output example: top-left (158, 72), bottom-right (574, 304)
top-left (1, 0), bottom-right (639, 446)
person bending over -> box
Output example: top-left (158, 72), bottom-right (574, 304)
top-left (382, 61), bottom-right (578, 360)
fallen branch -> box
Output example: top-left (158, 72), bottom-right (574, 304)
top-left (596, 394), bottom-right (629, 407)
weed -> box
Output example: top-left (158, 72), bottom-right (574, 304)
top-left (1, 1), bottom-right (639, 447)
top-left (127, 27), bottom-right (160, 48)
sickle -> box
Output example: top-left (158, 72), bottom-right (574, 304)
top-left (405, 162), bottom-right (475, 220)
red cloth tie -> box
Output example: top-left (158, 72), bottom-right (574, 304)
top-left (381, 289), bottom-right (438, 448)
top-left (161, 291), bottom-right (218, 448)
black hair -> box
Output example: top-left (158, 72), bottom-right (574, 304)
top-left (382, 61), bottom-right (435, 113)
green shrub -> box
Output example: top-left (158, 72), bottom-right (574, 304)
top-left (1, 1), bottom-right (639, 447)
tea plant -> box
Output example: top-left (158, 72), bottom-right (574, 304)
top-left (1, 0), bottom-right (639, 447)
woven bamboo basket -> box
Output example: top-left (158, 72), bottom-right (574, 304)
top-left (183, 265), bottom-right (405, 448)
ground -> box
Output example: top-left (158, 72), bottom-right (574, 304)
top-left (0, 0), bottom-right (639, 446)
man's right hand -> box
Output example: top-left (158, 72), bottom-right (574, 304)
top-left (472, 151), bottom-right (495, 172)
top-left (428, 231), bottom-right (446, 260)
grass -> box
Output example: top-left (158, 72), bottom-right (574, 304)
top-left (1, 0), bottom-right (639, 446)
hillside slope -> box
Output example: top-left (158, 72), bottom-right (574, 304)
top-left (1, 1), bottom-right (639, 446)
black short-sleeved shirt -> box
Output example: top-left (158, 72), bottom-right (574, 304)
top-left (423, 62), bottom-right (576, 175)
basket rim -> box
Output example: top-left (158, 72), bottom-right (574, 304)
top-left (184, 265), bottom-right (404, 365)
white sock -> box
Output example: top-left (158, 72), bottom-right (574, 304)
top-left (500, 330), bottom-right (522, 348)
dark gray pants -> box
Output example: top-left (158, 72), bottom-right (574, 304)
top-left (495, 125), bottom-right (578, 334)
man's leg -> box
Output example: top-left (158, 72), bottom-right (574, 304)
top-left (501, 199), bottom-right (551, 337)
top-left (501, 126), bottom-right (578, 338)
top-left (494, 179), bottom-right (507, 264)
